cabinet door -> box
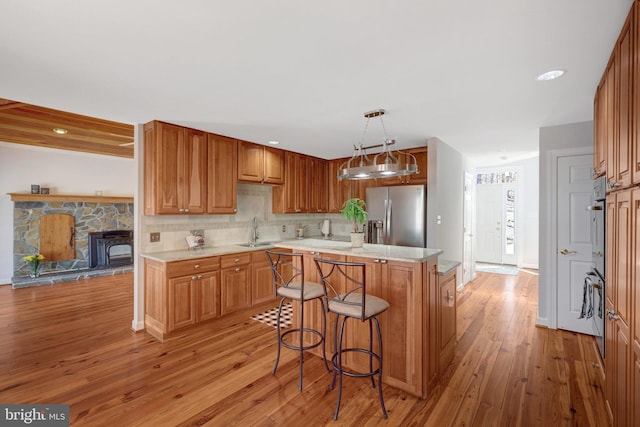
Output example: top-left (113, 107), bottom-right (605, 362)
top-left (220, 266), bottom-right (251, 315)
top-left (197, 271), bottom-right (220, 322)
top-left (594, 83), bottom-right (607, 176)
top-left (146, 121), bottom-right (182, 214)
top-left (237, 140), bottom-right (264, 182)
top-left (296, 154), bottom-right (309, 212)
top-left (308, 157), bottom-right (328, 213)
top-left (616, 15), bottom-right (633, 189)
top-left (182, 128), bottom-right (207, 214)
top-left (634, 3), bottom-right (640, 185)
top-left (439, 270), bottom-right (457, 370)
top-left (207, 134), bottom-right (237, 214)
top-left (328, 158), bottom-right (351, 213)
top-left (251, 252), bottom-right (275, 306)
top-left (263, 146), bottom-right (285, 184)
top-left (615, 190), bottom-right (631, 328)
top-left (605, 56), bottom-right (617, 190)
top-left (168, 276), bottom-right (196, 332)
top-left (282, 151), bottom-right (300, 213)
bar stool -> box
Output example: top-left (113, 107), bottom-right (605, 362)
top-left (266, 250), bottom-right (330, 391)
top-left (313, 258), bottom-right (389, 420)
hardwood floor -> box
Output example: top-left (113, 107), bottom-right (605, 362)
top-left (0, 270), bottom-right (610, 426)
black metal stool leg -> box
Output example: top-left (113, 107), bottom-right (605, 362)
top-left (369, 318), bottom-right (375, 388)
top-left (319, 299), bottom-right (330, 373)
top-left (272, 297), bottom-right (285, 375)
top-left (374, 317), bottom-right (388, 419)
top-left (333, 315), bottom-right (347, 421)
top-left (298, 297), bottom-right (304, 391)
top-left (330, 313), bottom-right (340, 390)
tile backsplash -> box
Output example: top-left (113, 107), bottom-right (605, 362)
top-left (140, 183), bottom-right (351, 253)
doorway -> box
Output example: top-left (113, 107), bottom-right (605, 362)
top-left (475, 170), bottom-right (519, 265)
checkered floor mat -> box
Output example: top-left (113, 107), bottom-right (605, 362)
top-left (251, 302), bottom-right (292, 329)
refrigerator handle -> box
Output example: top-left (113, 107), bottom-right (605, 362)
top-left (386, 199), bottom-right (392, 243)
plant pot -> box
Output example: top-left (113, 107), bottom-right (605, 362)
top-left (350, 232), bottom-right (364, 248)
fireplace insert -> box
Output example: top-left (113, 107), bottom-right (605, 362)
top-left (88, 230), bottom-right (134, 268)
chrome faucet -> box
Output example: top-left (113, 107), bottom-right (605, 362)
top-left (251, 217), bottom-right (259, 243)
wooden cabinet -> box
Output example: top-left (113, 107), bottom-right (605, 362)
top-left (144, 256), bottom-right (220, 341)
top-left (605, 190), bottom-right (632, 425)
top-left (615, 13), bottom-right (634, 191)
top-left (375, 147), bottom-right (428, 186)
top-left (273, 151), bottom-right (308, 213)
top-left (144, 121), bottom-right (207, 215)
top-left (220, 253), bottom-right (252, 315)
top-left (631, 188), bottom-right (640, 427)
top-left (250, 250), bottom-right (276, 306)
top-left (237, 140), bottom-right (285, 184)
top-left (295, 251), bottom-right (441, 399)
top-left (594, 82), bottom-right (607, 177)
top-left (328, 158), bottom-right (352, 213)
top-left (605, 56), bottom-right (617, 191)
top-left (308, 156), bottom-right (328, 213)
top-left (438, 268), bottom-right (457, 371)
top-left (273, 152), bottom-right (328, 214)
top-left (634, 4), bottom-right (640, 186)
top-left (207, 134), bottom-right (237, 214)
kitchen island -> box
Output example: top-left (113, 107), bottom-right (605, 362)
top-left (273, 239), bottom-right (443, 399)
top-left (141, 238), bottom-right (447, 399)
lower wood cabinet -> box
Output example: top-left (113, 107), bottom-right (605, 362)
top-left (220, 253), bottom-right (252, 315)
top-left (144, 249), bottom-right (279, 341)
top-left (293, 251), bottom-right (443, 399)
top-left (438, 268), bottom-right (457, 371)
top-left (250, 250), bottom-right (276, 306)
top-left (144, 256), bottom-right (220, 341)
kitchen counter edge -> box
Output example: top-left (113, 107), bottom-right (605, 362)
top-left (140, 238), bottom-right (443, 264)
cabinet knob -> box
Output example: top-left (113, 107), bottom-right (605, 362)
top-left (179, 208), bottom-right (185, 212)
top-left (234, 209), bottom-right (237, 212)
top-left (607, 310), bottom-right (619, 320)
top-left (235, 267), bottom-right (241, 272)
top-left (607, 181), bottom-right (621, 189)
top-left (374, 259), bottom-right (380, 263)
top-left (194, 264), bottom-right (200, 269)
top-left (234, 258), bottom-right (240, 263)
top-left (191, 276), bottom-right (198, 280)
top-left (184, 208), bottom-right (190, 213)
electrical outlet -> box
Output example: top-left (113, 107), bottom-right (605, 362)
top-left (281, 225), bottom-right (286, 232)
top-left (150, 232), bottom-right (160, 242)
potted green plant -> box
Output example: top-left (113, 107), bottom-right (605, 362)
top-left (341, 197), bottom-right (367, 247)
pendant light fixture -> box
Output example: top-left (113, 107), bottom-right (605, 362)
top-left (338, 109), bottom-right (418, 180)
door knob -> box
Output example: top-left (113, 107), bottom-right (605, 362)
top-left (560, 249), bottom-right (577, 255)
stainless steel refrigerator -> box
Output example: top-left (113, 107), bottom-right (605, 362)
top-left (365, 184), bottom-right (426, 247)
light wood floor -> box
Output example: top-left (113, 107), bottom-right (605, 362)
top-left (0, 270), bottom-right (610, 426)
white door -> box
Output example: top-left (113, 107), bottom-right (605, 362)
top-left (476, 184), bottom-right (502, 264)
top-left (463, 172), bottom-right (474, 283)
top-left (556, 154), bottom-right (596, 335)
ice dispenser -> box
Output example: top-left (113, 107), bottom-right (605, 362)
top-left (366, 220), bottom-right (384, 244)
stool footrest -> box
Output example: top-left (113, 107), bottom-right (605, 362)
top-left (280, 327), bottom-right (325, 352)
top-left (331, 347), bottom-right (381, 378)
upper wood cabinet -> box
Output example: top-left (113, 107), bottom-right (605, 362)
top-left (375, 147), bottom-right (428, 186)
top-left (634, 4), bottom-right (640, 186)
top-left (308, 156), bottom-right (328, 213)
top-left (594, 81), bottom-right (607, 177)
top-left (328, 158), bottom-right (352, 213)
top-left (207, 134), bottom-right (237, 214)
top-left (144, 121), bottom-right (207, 215)
top-left (615, 13), bottom-right (633, 190)
top-left (273, 151), bottom-right (308, 213)
top-left (605, 56), bottom-right (617, 190)
top-left (237, 140), bottom-right (285, 184)
top-left (273, 152), bottom-right (328, 214)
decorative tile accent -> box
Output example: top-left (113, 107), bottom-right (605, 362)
top-left (251, 302), bottom-right (293, 329)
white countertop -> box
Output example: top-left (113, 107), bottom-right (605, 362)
top-left (141, 238), bottom-right (443, 264)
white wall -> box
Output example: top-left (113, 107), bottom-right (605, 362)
top-left (476, 155), bottom-right (539, 269)
top-left (427, 137), bottom-right (468, 287)
top-left (0, 142), bottom-right (136, 283)
top-left (538, 120), bottom-right (593, 328)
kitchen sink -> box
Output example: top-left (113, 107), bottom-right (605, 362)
top-left (237, 242), bottom-right (275, 247)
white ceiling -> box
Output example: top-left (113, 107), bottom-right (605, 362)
top-left (0, 1), bottom-right (633, 166)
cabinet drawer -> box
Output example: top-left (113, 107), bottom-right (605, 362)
top-left (166, 257), bottom-right (220, 278)
top-left (221, 253), bottom-right (251, 269)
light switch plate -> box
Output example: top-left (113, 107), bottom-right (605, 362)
top-left (150, 232), bottom-right (160, 242)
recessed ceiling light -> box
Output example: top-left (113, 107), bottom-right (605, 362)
top-left (268, 140), bottom-right (280, 145)
top-left (536, 70), bottom-right (566, 81)
top-left (52, 127), bottom-right (68, 134)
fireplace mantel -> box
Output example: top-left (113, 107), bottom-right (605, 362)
top-left (8, 193), bottom-right (133, 204)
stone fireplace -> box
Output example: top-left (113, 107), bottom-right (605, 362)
top-left (12, 199), bottom-right (133, 279)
